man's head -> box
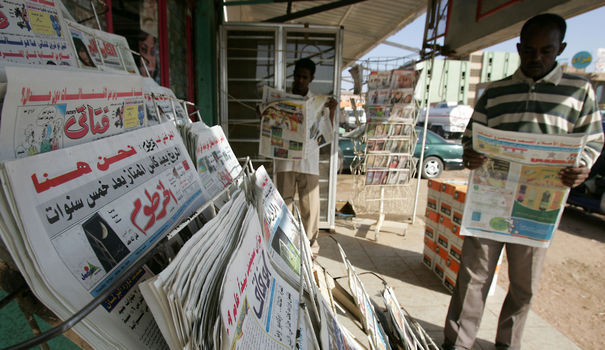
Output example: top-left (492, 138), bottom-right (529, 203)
top-left (293, 58), bottom-right (315, 96)
top-left (517, 13), bottom-right (567, 80)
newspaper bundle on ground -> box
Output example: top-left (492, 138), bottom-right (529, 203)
top-left (139, 166), bottom-right (317, 349)
top-left (382, 286), bottom-right (439, 349)
top-left (259, 86), bottom-right (331, 159)
top-left (336, 243), bottom-right (390, 350)
top-left (0, 122), bottom-right (207, 349)
top-left (462, 124), bottom-right (587, 247)
top-left (0, 65), bottom-right (147, 161)
top-left (0, 0), bottom-right (77, 66)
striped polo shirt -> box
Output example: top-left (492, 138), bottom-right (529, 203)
top-left (463, 64), bottom-right (604, 168)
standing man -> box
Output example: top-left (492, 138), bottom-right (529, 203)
top-left (442, 13), bottom-right (603, 350)
top-left (275, 58), bottom-right (337, 257)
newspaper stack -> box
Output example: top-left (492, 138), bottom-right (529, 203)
top-left (140, 165), bottom-right (318, 349)
top-left (258, 86), bottom-right (332, 160)
top-left (0, 122), bottom-right (207, 349)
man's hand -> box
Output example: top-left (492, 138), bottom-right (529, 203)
top-left (326, 97), bottom-right (337, 124)
top-left (559, 166), bottom-right (590, 188)
top-left (462, 149), bottom-right (487, 170)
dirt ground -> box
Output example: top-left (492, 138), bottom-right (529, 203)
top-left (442, 169), bottom-right (605, 350)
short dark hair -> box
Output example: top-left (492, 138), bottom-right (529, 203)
top-left (520, 13), bottom-right (566, 43)
top-left (294, 58), bottom-right (316, 76)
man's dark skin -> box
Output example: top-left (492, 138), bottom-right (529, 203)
top-left (292, 66), bottom-right (337, 122)
top-left (463, 23), bottom-right (590, 188)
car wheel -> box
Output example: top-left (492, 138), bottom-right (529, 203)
top-left (422, 156), bottom-right (443, 178)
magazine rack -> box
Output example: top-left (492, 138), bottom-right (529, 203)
top-left (0, 158), bottom-right (253, 350)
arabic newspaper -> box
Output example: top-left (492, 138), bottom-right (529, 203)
top-left (143, 77), bottom-right (189, 126)
top-left (259, 94), bottom-right (330, 160)
top-left (0, 122), bottom-right (206, 348)
top-left (259, 99), bottom-right (306, 159)
top-left (66, 19), bottom-right (138, 74)
top-left (462, 124), bottom-right (587, 247)
top-left (0, 0), bottom-right (77, 66)
top-left (0, 65), bottom-right (147, 161)
top-left (219, 202), bottom-right (303, 350)
top-left (253, 165), bottom-right (303, 285)
top-left (194, 125), bottom-right (242, 200)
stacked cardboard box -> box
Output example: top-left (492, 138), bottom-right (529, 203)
top-left (423, 178), bottom-right (502, 294)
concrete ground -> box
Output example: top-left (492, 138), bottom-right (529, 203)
top-left (314, 174), bottom-right (580, 350)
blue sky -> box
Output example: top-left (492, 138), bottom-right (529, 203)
top-left (360, 5), bottom-right (605, 71)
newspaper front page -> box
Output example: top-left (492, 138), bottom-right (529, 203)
top-left (0, 0), bottom-right (77, 66)
top-left (0, 122), bottom-right (206, 348)
top-left (254, 165), bottom-right (303, 285)
top-left (462, 124), bottom-right (587, 247)
top-left (0, 66), bottom-right (147, 161)
top-left (259, 86), bottom-right (331, 160)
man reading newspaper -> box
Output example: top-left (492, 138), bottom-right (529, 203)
top-left (274, 58), bottom-right (337, 258)
top-left (442, 14), bottom-right (604, 350)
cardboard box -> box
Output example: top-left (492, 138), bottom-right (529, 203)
top-left (425, 224), bottom-right (437, 241)
top-left (427, 197), bottom-right (439, 211)
top-left (449, 244), bottom-right (463, 264)
top-left (434, 259), bottom-right (445, 281)
top-left (437, 233), bottom-right (449, 251)
top-left (443, 274), bottom-right (456, 293)
top-left (441, 181), bottom-right (467, 203)
top-left (453, 189), bottom-right (467, 212)
top-left (422, 244), bottom-right (436, 270)
top-left (440, 201), bottom-right (453, 219)
top-left (435, 244), bottom-right (448, 261)
top-left (452, 210), bottom-right (463, 226)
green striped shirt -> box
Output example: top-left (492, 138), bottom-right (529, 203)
top-left (463, 64), bottom-right (604, 168)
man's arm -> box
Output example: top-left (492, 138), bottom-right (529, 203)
top-left (560, 83), bottom-right (604, 188)
top-left (326, 97), bottom-right (337, 124)
top-left (461, 91), bottom-right (489, 169)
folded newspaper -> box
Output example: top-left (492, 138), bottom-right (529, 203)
top-left (259, 86), bottom-right (332, 160)
top-left (462, 124), bottom-right (587, 247)
top-left (0, 122), bottom-right (207, 349)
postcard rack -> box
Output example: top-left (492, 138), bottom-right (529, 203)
top-left (1, 158), bottom-right (253, 350)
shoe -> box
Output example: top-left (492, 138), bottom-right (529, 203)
top-left (441, 344), bottom-right (461, 350)
top-left (495, 342), bottom-right (509, 350)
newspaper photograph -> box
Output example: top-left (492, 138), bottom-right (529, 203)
top-left (66, 19), bottom-right (102, 70)
top-left (462, 124), bottom-right (587, 247)
top-left (0, 0), bottom-right (77, 66)
top-left (0, 66), bottom-right (147, 161)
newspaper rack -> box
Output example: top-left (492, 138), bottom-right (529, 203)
top-left (1, 158), bottom-right (254, 350)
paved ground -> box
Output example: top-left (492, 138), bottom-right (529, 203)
top-left (314, 174), bottom-right (580, 350)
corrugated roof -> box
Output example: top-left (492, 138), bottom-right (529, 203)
top-left (225, 0), bottom-right (427, 67)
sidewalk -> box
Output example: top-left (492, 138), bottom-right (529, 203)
top-left (316, 175), bottom-right (580, 350)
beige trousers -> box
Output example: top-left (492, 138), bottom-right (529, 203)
top-left (276, 171), bottom-right (320, 253)
top-left (443, 236), bottom-right (547, 350)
